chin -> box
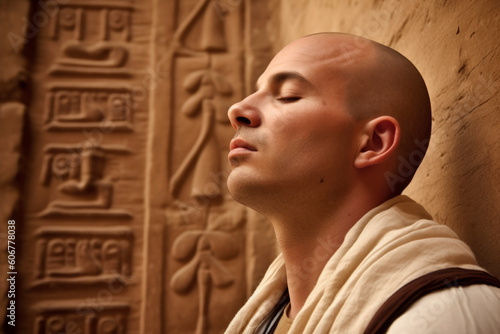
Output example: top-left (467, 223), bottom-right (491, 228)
top-left (227, 171), bottom-right (247, 203)
top-left (227, 172), bottom-right (277, 218)
top-left (227, 170), bottom-right (260, 206)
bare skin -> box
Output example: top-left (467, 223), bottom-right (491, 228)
top-left (227, 33), bottom-right (431, 319)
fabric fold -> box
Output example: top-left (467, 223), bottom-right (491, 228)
top-left (225, 195), bottom-right (484, 334)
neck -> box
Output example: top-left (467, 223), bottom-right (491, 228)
top-left (268, 190), bottom-right (384, 319)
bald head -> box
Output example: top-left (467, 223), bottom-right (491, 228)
top-left (227, 32), bottom-right (432, 212)
top-left (276, 33), bottom-right (432, 193)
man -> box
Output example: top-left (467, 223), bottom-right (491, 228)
top-left (224, 33), bottom-right (500, 333)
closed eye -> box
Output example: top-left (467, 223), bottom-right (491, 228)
top-left (277, 97), bottom-right (301, 103)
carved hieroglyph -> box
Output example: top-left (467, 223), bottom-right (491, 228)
top-left (34, 0), bottom-right (137, 220)
top-left (34, 301), bottom-right (129, 334)
top-left (33, 227), bottom-right (132, 285)
top-left (170, 67), bottom-right (232, 199)
top-left (48, 0), bottom-right (133, 76)
top-left (8, 0), bottom-right (500, 332)
top-left (160, 0), bottom-right (251, 333)
top-left (170, 230), bottom-right (239, 333)
top-left (13, 0), bottom-right (276, 332)
top-left (138, 0), bottom-right (280, 331)
top-left (168, 0), bottom-right (234, 201)
top-left (15, 0), bottom-right (146, 332)
top-left (165, 203), bottom-right (247, 334)
top-left (37, 143), bottom-right (132, 218)
top-left (43, 82), bottom-right (133, 131)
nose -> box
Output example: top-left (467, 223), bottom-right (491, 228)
top-left (227, 97), bottom-right (262, 130)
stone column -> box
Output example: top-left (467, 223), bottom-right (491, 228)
top-left (142, 0), bottom-right (277, 333)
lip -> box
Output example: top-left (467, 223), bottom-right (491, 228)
top-left (230, 138), bottom-right (257, 151)
top-left (228, 138), bottom-right (257, 159)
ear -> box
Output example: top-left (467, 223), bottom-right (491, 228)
top-left (354, 116), bottom-right (400, 169)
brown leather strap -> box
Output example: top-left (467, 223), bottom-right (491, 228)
top-left (364, 267), bottom-right (500, 334)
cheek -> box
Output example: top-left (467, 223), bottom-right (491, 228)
top-left (278, 121), bottom-right (354, 171)
top-left (262, 102), bottom-right (355, 171)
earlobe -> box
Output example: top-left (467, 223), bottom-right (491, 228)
top-left (354, 116), bottom-right (400, 169)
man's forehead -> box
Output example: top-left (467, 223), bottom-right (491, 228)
top-left (255, 70), bottom-right (313, 91)
top-left (256, 35), bottom-right (375, 88)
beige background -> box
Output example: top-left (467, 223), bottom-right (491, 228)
top-left (0, 0), bottom-right (498, 333)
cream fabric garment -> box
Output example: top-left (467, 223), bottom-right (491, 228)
top-left (225, 195), bottom-right (487, 334)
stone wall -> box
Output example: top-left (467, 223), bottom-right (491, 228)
top-left (0, 0), bottom-right (30, 332)
top-left (1, 0), bottom-right (499, 333)
top-left (2, 0), bottom-right (278, 333)
top-left (276, 0), bottom-right (500, 278)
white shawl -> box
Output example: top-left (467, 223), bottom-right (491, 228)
top-left (225, 195), bottom-right (484, 333)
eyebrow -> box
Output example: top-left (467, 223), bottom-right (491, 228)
top-left (255, 71), bottom-right (314, 91)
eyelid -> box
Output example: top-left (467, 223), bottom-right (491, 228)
top-left (277, 96), bottom-right (301, 103)
top-left (276, 86), bottom-right (302, 102)
top-left (278, 83), bottom-right (303, 97)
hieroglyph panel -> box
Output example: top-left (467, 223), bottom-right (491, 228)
top-left (19, 0), bottom-right (142, 333)
top-left (34, 301), bottom-right (129, 334)
top-left (43, 83), bottom-right (133, 131)
top-left (163, 0), bottom-right (247, 332)
top-left (47, 0), bottom-right (133, 77)
top-left (33, 227), bottom-right (132, 285)
top-left (37, 143), bottom-right (132, 219)
top-left (168, 0), bottom-right (238, 202)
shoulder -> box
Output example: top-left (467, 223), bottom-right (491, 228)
top-left (387, 284), bottom-right (500, 334)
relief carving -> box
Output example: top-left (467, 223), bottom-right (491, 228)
top-left (43, 83), bottom-right (133, 131)
top-left (150, 0), bottom-right (249, 332)
top-left (172, 0), bottom-right (228, 53)
top-left (56, 41), bottom-right (129, 68)
top-left (50, 7), bottom-right (83, 41)
top-left (170, 230), bottom-right (238, 334)
top-left (169, 0), bottom-right (235, 200)
top-left (34, 227), bottom-right (132, 285)
top-left (34, 301), bottom-right (128, 334)
top-left (37, 143), bottom-right (131, 218)
top-left (47, 0), bottom-right (133, 76)
top-left (170, 65), bottom-right (233, 199)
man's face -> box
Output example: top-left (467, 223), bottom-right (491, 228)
top-left (226, 37), bottom-right (360, 203)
